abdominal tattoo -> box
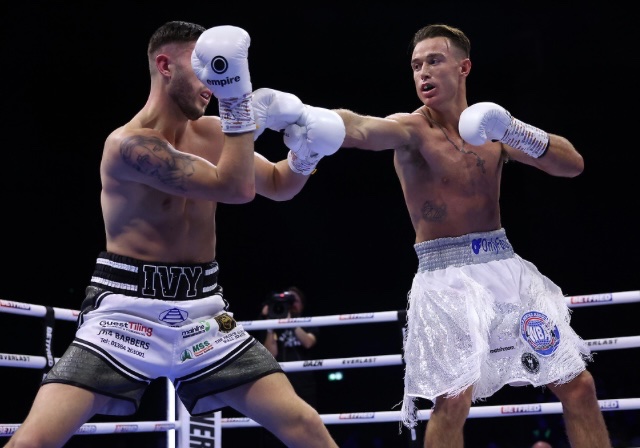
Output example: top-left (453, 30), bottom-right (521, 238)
top-left (120, 135), bottom-right (196, 191)
top-left (422, 201), bottom-right (446, 222)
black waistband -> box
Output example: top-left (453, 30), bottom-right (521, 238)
top-left (89, 252), bottom-right (220, 300)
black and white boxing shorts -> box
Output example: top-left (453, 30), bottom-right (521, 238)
top-left (43, 252), bottom-right (282, 416)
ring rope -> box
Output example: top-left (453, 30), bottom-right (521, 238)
top-left (1, 289), bottom-right (638, 327)
top-left (3, 397), bottom-right (639, 435)
top-left (0, 421), bottom-right (176, 437)
top-left (3, 334), bottom-right (639, 371)
top-left (219, 398), bottom-right (640, 428)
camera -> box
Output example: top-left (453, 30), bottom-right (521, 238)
top-left (267, 292), bottom-right (295, 319)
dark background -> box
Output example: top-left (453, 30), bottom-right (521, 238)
top-left (1, 2), bottom-right (638, 447)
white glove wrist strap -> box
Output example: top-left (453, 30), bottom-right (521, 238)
top-left (287, 151), bottom-right (317, 175)
top-left (502, 118), bottom-right (549, 158)
top-left (219, 93), bottom-right (256, 133)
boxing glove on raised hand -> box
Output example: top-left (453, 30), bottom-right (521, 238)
top-left (191, 25), bottom-right (255, 133)
top-left (252, 88), bottom-right (305, 140)
top-left (283, 106), bottom-right (346, 175)
top-left (459, 102), bottom-right (549, 158)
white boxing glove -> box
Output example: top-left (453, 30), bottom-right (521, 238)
top-left (459, 102), bottom-right (549, 158)
top-left (191, 25), bottom-right (255, 133)
top-left (283, 106), bottom-right (346, 175)
top-left (252, 88), bottom-right (305, 141)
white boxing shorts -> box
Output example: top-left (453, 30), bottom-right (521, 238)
top-left (400, 229), bottom-right (591, 429)
top-left (43, 252), bottom-right (282, 416)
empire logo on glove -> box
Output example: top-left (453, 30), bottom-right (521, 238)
top-left (205, 55), bottom-right (243, 88)
top-left (204, 74), bottom-right (243, 88)
top-left (210, 55), bottom-right (229, 74)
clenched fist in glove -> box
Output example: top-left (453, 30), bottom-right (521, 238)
top-left (284, 106), bottom-right (346, 175)
top-left (191, 25), bottom-right (255, 133)
top-left (252, 88), bottom-right (305, 140)
top-left (459, 102), bottom-right (549, 158)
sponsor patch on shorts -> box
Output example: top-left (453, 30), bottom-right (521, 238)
top-left (521, 352), bottom-right (540, 374)
top-left (489, 334), bottom-right (518, 359)
top-left (520, 311), bottom-right (560, 356)
top-left (215, 313), bottom-right (236, 333)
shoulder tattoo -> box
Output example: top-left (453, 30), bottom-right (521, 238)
top-left (120, 135), bottom-right (196, 191)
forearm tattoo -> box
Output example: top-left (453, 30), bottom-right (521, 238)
top-left (120, 135), bottom-right (196, 191)
top-left (422, 201), bottom-right (446, 222)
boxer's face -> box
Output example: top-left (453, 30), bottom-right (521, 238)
top-left (411, 37), bottom-right (469, 107)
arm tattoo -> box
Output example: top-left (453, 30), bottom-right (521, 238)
top-left (120, 135), bottom-right (196, 191)
top-left (421, 201), bottom-right (446, 222)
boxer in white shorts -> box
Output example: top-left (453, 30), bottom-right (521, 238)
top-left (43, 251), bottom-right (282, 416)
top-left (334, 22), bottom-right (610, 448)
top-left (400, 229), bottom-right (591, 427)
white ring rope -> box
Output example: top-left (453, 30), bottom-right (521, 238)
top-left (2, 397), bottom-right (639, 435)
top-left (0, 421), bottom-right (176, 436)
top-left (0, 299), bottom-right (79, 321)
top-left (219, 398), bottom-right (640, 428)
top-left (1, 289), bottom-right (638, 326)
top-left (0, 289), bottom-right (638, 440)
top-left (3, 333), bottom-right (639, 372)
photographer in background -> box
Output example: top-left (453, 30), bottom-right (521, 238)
top-left (258, 286), bottom-right (321, 448)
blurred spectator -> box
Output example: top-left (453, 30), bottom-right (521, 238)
top-left (258, 286), bottom-right (320, 447)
